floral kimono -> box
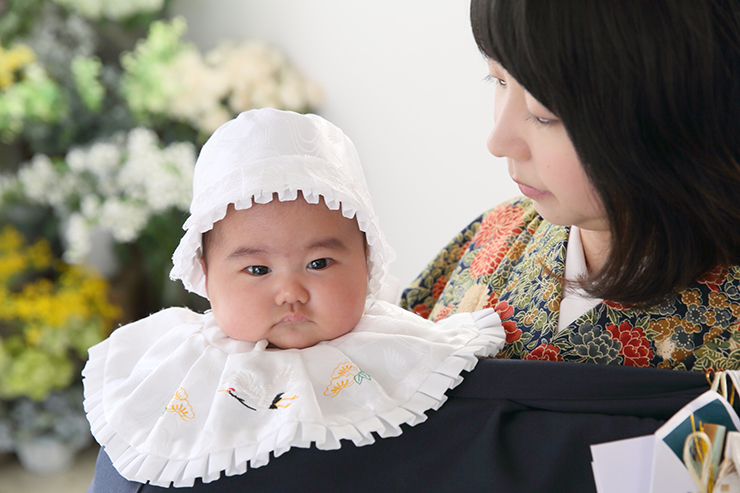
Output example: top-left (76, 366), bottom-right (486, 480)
top-left (401, 197), bottom-right (740, 371)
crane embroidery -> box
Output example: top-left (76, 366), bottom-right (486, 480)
top-left (219, 371), bottom-right (298, 411)
top-left (324, 361), bottom-right (371, 397)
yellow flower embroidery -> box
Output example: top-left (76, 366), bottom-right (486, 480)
top-left (324, 362), bottom-right (371, 397)
top-left (165, 387), bottom-right (194, 421)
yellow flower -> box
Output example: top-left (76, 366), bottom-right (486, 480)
top-left (0, 225), bottom-right (121, 400)
top-left (0, 43), bottom-right (36, 89)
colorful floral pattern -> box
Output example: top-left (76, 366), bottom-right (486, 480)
top-left (401, 197), bottom-right (740, 371)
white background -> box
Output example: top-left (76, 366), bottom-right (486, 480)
top-left (171, 0), bottom-right (519, 292)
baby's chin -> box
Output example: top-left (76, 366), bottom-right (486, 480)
top-left (265, 335), bottom-right (325, 350)
top-left (265, 326), bottom-right (356, 350)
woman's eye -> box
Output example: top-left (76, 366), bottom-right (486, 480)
top-left (526, 114), bottom-right (558, 127)
top-left (307, 258), bottom-right (333, 270)
top-left (486, 75), bottom-right (507, 88)
top-left (245, 265), bottom-right (271, 276)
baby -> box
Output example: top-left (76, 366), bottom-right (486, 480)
top-left (83, 108), bottom-right (504, 488)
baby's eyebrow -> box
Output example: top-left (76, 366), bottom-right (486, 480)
top-left (307, 238), bottom-right (348, 251)
top-left (226, 246), bottom-right (266, 259)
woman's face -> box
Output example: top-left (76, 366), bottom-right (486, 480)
top-left (486, 60), bottom-right (607, 232)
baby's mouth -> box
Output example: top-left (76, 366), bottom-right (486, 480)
top-left (279, 313), bottom-right (308, 324)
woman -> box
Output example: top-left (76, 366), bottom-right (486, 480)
top-left (402, 0), bottom-right (740, 371)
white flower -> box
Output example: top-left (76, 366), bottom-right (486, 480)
top-left (16, 127), bottom-right (196, 263)
top-left (149, 142), bottom-right (195, 211)
top-left (279, 70), bottom-right (310, 111)
top-left (86, 142), bottom-right (121, 179)
top-left (63, 213), bottom-right (92, 264)
top-left (196, 107), bottom-right (232, 135)
top-left (66, 148), bottom-right (87, 173)
top-left (47, 173), bottom-right (84, 210)
top-left (159, 39), bottom-right (323, 134)
top-left (18, 155), bottom-right (59, 204)
top-left (80, 195), bottom-right (101, 219)
top-left (165, 49), bottom-right (230, 133)
top-left (126, 127), bottom-right (159, 156)
top-left (99, 199), bottom-right (149, 243)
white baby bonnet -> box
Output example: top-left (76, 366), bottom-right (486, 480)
top-left (170, 108), bottom-right (397, 302)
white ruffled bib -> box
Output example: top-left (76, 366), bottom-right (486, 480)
top-left (83, 301), bottom-right (504, 487)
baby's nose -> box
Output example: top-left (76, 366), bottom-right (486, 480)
top-left (275, 277), bottom-right (309, 305)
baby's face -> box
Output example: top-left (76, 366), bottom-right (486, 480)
top-left (200, 197), bottom-right (368, 349)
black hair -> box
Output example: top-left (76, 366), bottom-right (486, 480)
top-left (472, 0), bottom-right (740, 306)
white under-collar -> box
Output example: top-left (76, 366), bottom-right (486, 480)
top-left (557, 226), bottom-right (602, 333)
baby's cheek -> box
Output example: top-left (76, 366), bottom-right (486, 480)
top-left (213, 301), bottom-right (261, 342)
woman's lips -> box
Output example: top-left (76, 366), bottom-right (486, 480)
top-left (516, 182), bottom-right (549, 200)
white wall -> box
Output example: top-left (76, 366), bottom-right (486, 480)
top-left (171, 0), bottom-right (519, 293)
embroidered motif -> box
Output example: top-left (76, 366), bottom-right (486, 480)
top-left (324, 361), bottom-right (371, 397)
top-left (164, 387), bottom-right (195, 421)
top-left (219, 372), bottom-right (297, 411)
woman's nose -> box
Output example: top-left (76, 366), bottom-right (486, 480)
top-left (487, 91), bottom-right (531, 162)
top-left (275, 276), bottom-right (309, 305)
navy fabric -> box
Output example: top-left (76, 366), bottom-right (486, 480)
top-left (87, 359), bottom-right (713, 492)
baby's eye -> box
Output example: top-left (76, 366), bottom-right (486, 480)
top-left (245, 265), bottom-right (271, 276)
top-left (307, 258), bottom-right (333, 270)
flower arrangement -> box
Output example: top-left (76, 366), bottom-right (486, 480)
top-left (0, 0), bottom-right (323, 472)
top-left (0, 225), bottom-right (120, 402)
top-left (121, 17), bottom-right (322, 136)
top-left (0, 224), bottom-right (118, 470)
top-left (5, 127), bottom-right (195, 264)
top-left (1, 386), bottom-right (92, 473)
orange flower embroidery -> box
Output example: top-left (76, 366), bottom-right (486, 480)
top-left (431, 276), bottom-right (448, 300)
top-left (471, 205), bottom-right (525, 246)
top-left (503, 320), bottom-right (521, 344)
top-left (470, 242), bottom-right (507, 278)
top-left (469, 205), bottom-right (525, 279)
top-left (432, 305), bottom-right (454, 322)
top-left (524, 344), bottom-right (562, 361)
top-left (697, 266), bottom-right (727, 293)
top-left (413, 304), bottom-right (432, 319)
